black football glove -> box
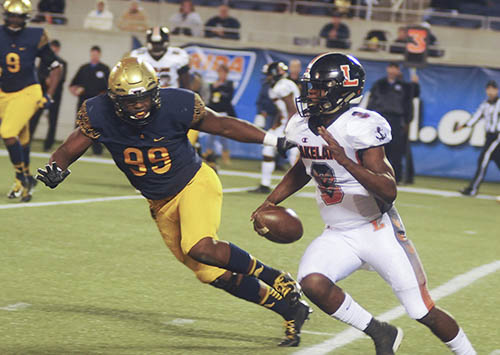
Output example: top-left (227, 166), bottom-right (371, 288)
top-left (36, 162), bottom-right (71, 189)
top-left (277, 137), bottom-right (297, 158)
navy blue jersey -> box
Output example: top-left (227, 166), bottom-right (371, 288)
top-left (77, 88), bottom-right (203, 200)
top-left (0, 26), bottom-right (58, 92)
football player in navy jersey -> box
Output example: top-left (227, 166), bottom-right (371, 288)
top-left (37, 57), bottom-right (311, 347)
top-left (0, 0), bottom-right (62, 202)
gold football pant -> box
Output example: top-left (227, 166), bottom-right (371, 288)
top-left (0, 84), bottom-right (42, 140)
top-left (148, 163), bottom-right (226, 283)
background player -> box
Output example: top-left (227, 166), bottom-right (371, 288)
top-left (130, 26), bottom-right (197, 146)
top-left (251, 61), bottom-right (300, 193)
top-left (253, 52), bottom-right (476, 355)
top-left (36, 57), bottom-right (311, 347)
top-left (0, 0), bottom-right (62, 202)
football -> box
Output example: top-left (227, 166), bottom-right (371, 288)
top-left (253, 205), bottom-right (303, 244)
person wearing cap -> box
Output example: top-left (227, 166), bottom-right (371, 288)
top-left (457, 80), bottom-right (500, 196)
top-left (319, 10), bottom-right (351, 49)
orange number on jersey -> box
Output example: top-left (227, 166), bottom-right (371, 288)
top-left (124, 147), bottom-right (171, 176)
top-left (407, 29), bottom-right (428, 54)
top-left (340, 65), bottom-right (359, 87)
top-left (148, 147), bottom-right (172, 174)
top-left (123, 147), bottom-right (147, 176)
top-left (6, 52), bottom-right (21, 73)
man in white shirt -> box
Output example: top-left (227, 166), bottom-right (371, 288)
top-left (83, 0), bottom-right (113, 31)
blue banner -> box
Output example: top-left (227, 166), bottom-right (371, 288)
top-left (182, 44), bottom-right (500, 182)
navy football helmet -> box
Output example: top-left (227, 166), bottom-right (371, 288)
top-left (296, 52), bottom-right (365, 118)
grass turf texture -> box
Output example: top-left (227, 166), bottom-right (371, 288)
top-left (1, 142), bottom-right (499, 354)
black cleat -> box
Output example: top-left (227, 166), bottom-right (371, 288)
top-left (249, 185), bottom-right (271, 194)
top-left (20, 176), bottom-right (37, 203)
top-left (273, 272), bottom-right (302, 306)
top-left (7, 179), bottom-right (23, 199)
top-left (459, 187), bottom-right (476, 196)
top-left (279, 300), bottom-right (312, 347)
top-left (369, 321), bottom-right (404, 355)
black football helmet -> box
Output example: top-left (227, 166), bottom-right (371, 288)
top-left (296, 52), bottom-right (365, 118)
top-left (146, 26), bottom-right (170, 59)
top-left (108, 57), bottom-right (160, 126)
top-left (3, 0), bottom-right (32, 32)
top-left (264, 61), bottom-right (288, 87)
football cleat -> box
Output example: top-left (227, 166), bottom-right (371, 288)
top-left (248, 185), bottom-right (271, 194)
top-left (279, 299), bottom-right (312, 347)
top-left (273, 272), bottom-right (302, 306)
top-left (459, 187), bottom-right (476, 196)
top-left (370, 321), bottom-right (404, 355)
top-left (20, 175), bottom-right (37, 203)
top-left (7, 179), bottom-right (23, 199)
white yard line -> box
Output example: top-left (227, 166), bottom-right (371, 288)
top-left (1, 149), bottom-right (498, 202)
top-left (293, 260), bottom-right (500, 355)
top-left (0, 302), bottom-right (31, 311)
top-left (0, 187), bottom-right (255, 210)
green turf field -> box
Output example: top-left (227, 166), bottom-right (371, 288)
top-left (1, 143), bottom-right (499, 355)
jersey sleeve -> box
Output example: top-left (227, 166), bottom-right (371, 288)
top-left (76, 101), bottom-right (101, 139)
top-left (272, 79), bottom-right (296, 100)
top-left (346, 111), bottom-right (392, 150)
top-left (191, 93), bottom-right (207, 126)
top-left (37, 29), bottom-right (60, 70)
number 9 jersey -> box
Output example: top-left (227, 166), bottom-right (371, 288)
top-left (0, 26), bottom-right (58, 92)
top-left (286, 107), bottom-right (392, 230)
top-left (76, 88), bottom-right (203, 200)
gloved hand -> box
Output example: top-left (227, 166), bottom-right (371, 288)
top-left (277, 137), bottom-right (297, 158)
top-left (37, 93), bottom-right (53, 109)
top-left (36, 162), bottom-right (71, 189)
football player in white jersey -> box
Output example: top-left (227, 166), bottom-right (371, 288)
top-left (251, 62), bottom-right (300, 193)
top-left (253, 53), bottom-right (476, 355)
top-left (130, 26), bottom-right (190, 89)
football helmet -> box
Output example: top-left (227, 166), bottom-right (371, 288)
top-left (3, 0), bottom-right (31, 31)
top-left (264, 61), bottom-right (288, 87)
top-left (296, 52), bottom-right (365, 118)
top-left (108, 57), bottom-right (160, 126)
top-left (146, 26), bottom-right (170, 59)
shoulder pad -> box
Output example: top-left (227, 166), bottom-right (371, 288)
top-left (272, 79), bottom-right (297, 99)
top-left (284, 113), bottom-right (305, 141)
top-left (345, 109), bottom-right (392, 149)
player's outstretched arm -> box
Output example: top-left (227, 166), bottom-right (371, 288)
top-left (37, 129), bottom-right (93, 188)
top-left (251, 159), bottom-right (311, 219)
top-left (195, 107), bottom-right (268, 143)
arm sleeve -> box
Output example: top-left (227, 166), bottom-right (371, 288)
top-left (70, 67), bottom-right (84, 86)
top-left (76, 101), bottom-right (101, 139)
top-left (191, 93), bottom-right (207, 126)
top-left (466, 103), bottom-right (485, 127)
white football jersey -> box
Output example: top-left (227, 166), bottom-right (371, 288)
top-left (269, 77), bottom-right (300, 121)
top-left (286, 107), bottom-right (392, 230)
top-left (129, 46), bottom-right (190, 88)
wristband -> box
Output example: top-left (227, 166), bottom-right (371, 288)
top-left (263, 132), bottom-right (278, 146)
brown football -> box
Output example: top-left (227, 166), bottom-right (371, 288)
top-left (253, 205), bottom-right (303, 244)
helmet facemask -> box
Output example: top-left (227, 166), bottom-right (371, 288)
top-left (146, 26), bottom-right (169, 59)
top-left (108, 57), bottom-right (161, 127)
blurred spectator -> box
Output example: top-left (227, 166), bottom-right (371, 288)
top-left (296, 0), bottom-right (333, 16)
top-left (117, 0), bottom-right (149, 32)
top-left (83, 0), bottom-right (114, 31)
top-left (287, 59), bottom-right (301, 86)
top-left (390, 24), bottom-right (443, 57)
top-left (335, 0), bottom-right (353, 17)
top-left (359, 29), bottom-right (387, 52)
top-left (29, 40), bottom-right (67, 152)
top-left (31, 0), bottom-right (67, 25)
top-left (367, 62), bottom-right (415, 183)
top-left (389, 26), bottom-right (408, 54)
top-left (319, 11), bottom-right (351, 49)
top-left (204, 4), bottom-right (240, 40)
top-left (205, 63), bottom-right (236, 166)
top-left (69, 45), bottom-right (110, 155)
top-left (170, 0), bottom-right (203, 37)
